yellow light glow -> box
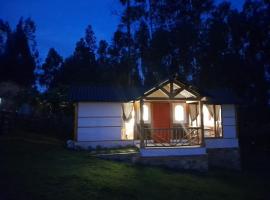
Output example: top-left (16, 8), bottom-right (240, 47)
top-left (175, 104), bottom-right (184, 122)
top-left (203, 105), bottom-right (214, 127)
top-left (124, 110), bottom-right (135, 140)
top-left (143, 104), bottom-right (149, 121)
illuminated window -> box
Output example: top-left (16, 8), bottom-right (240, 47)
top-left (203, 104), bottom-right (223, 138)
top-left (174, 104), bottom-right (185, 122)
top-left (143, 104), bottom-right (149, 122)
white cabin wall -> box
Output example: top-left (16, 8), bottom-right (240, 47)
top-left (221, 105), bottom-right (237, 139)
top-left (76, 102), bottom-right (122, 142)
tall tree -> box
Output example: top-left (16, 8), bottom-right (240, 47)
top-left (85, 25), bottom-right (97, 54)
top-left (39, 48), bottom-right (63, 89)
top-left (53, 25), bottom-right (98, 87)
top-left (3, 18), bottom-right (37, 86)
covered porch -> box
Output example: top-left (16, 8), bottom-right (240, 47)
top-left (122, 79), bottom-right (208, 149)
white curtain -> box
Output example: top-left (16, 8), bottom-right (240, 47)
top-left (122, 103), bottom-right (134, 122)
top-left (215, 105), bottom-right (221, 121)
top-left (206, 105), bottom-right (214, 119)
top-left (189, 103), bottom-right (199, 123)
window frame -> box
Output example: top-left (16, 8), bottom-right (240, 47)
top-left (203, 104), bottom-right (223, 138)
top-left (143, 103), bottom-right (151, 124)
top-left (172, 103), bottom-right (186, 124)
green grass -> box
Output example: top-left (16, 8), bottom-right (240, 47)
top-left (0, 132), bottom-right (269, 200)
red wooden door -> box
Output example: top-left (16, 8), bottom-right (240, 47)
top-left (152, 102), bottom-right (171, 143)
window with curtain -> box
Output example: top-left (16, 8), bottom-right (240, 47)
top-left (121, 103), bottom-right (135, 140)
top-left (143, 104), bottom-right (149, 122)
top-left (188, 103), bottom-right (199, 127)
top-left (203, 104), bottom-right (222, 138)
top-left (173, 103), bottom-right (185, 123)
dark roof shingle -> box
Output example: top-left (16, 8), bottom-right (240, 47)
top-left (69, 86), bottom-right (146, 102)
top-left (69, 83), bottom-right (240, 104)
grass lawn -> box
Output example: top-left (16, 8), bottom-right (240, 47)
top-left (0, 132), bottom-right (269, 200)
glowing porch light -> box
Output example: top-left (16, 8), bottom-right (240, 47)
top-left (174, 104), bottom-right (184, 122)
top-left (143, 104), bottom-right (149, 121)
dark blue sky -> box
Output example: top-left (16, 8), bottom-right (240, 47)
top-left (0, 0), bottom-right (244, 62)
top-left (0, 0), bottom-right (122, 61)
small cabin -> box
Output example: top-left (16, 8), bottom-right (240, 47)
top-left (70, 79), bottom-right (240, 170)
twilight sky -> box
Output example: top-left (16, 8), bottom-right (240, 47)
top-left (0, 0), bottom-right (244, 62)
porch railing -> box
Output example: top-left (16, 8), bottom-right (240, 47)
top-left (141, 127), bottom-right (202, 147)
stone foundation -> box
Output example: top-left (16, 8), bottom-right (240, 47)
top-left (207, 148), bottom-right (241, 170)
top-left (133, 155), bottom-right (208, 172)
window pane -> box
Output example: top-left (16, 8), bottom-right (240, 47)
top-left (175, 105), bottom-right (184, 122)
top-left (215, 105), bottom-right (223, 137)
top-left (203, 104), bottom-right (223, 138)
top-left (203, 105), bottom-right (215, 137)
top-left (143, 104), bottom-right (149, 121)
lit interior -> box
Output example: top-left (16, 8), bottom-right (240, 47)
top-left (203, 105), bottom-right (214, 127)
top-left (189, 115), bottom-right (198, 127)
top-left (123, 110), bottom-right (135, 140)
top-left (143, 104), bottom-right (149, 121)
top-left (174, 104), bottom-right (184, 122)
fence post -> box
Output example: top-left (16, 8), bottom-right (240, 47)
top-left (199, 100), bottom-right (205, 146)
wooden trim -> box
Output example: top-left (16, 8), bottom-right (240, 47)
top-left (74, 103), bottom-right (78, 141)
top-left (142, 79), bottom-right (202, 100)
top-left (160, 87), bottom-right (171, 97)
top-left (235, 105), bottom-right (239, 139)
top-left (199, 100), bottom-right (205, 146)
top-left (213, 105), bottom-right (217, 137)
top-left (172, 88), bottom-right (184, 97)
top-left (220, 105), bottom-right (225, 138)
top-left (140, 99), bottom-right (145, 148)
top-left (145, 97), bottom-right (200, 101)
top-left (173, 79), bottom-right (201, 97)
top-left (169, 81), bottom-right (173, 98)
top-left (143, 81), bottom-right (168, 97)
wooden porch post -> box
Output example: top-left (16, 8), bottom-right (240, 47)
top-left (213, 105), bottom-right (217, 137)
top-left (139, 98), bottom-right (145, 148)
top-left (199, 100), bottom-right (205, 146)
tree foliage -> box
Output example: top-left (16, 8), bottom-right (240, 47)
top-left (0, 17), bottom-right (37, 87)
top-left (0, 0), bottom-right (269, 109)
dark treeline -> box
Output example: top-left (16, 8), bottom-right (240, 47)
top-left (0, 1), bottom-right (270, 147)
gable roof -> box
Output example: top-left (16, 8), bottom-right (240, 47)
top-left (69, 79), bottom-right (239, 104)
top-left (141, 79), bottom-right (201, 99)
